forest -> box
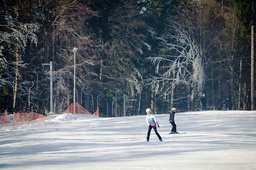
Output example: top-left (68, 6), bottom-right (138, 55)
top-left (0, 0), bottom-right (255, 116)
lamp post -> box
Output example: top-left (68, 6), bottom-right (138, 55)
top-left (73, 47), bottom-right (78, 114)
top-left (42, 61), bottom-right (53, 114)
top-left (28, 81), bottom-right (34, 110)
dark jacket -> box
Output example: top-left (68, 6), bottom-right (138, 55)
top-left (169, 111), bottom-right (175, 122)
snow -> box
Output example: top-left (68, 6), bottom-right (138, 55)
top-left (1, 110), bottom-right (256, 170)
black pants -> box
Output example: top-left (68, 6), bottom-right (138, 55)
top-left (147, 125), bottom-right (162, 141)
top-left (170, 121), bottom-right (177, 133)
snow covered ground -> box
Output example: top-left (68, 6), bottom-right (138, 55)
top-left (1, 110), bottom-right (256, 170)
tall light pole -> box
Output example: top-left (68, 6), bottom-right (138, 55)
top-left (73, 47), bottom-right (78, 114)
top-left (49, 61), bottom-right (53, 114)
top-left (42, 61), bottom-right (53, 114)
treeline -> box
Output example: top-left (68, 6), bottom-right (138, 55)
top-left (0, 0), bottom-right (255, 116)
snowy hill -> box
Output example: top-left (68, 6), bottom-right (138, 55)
top-left (1, 110), bottom-right (256, 170)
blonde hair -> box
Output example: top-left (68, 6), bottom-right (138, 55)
top-left (171, 107), bottom-right (177, 112)
top-left (146, 108), bottom-right (151, 114)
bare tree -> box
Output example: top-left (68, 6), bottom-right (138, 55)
top-left (31, 0), bottom-right (100, 112)
top-left (147, 23), bottom-right (205, 110)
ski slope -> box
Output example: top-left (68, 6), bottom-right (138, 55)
top-left (1, 110), bottom-right (256, 170)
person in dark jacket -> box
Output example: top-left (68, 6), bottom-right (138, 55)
top-left (169, 107), bottom-right (178, 134)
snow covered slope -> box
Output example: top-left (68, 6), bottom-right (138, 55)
top-left (0, 110), bottom-right (256, 170)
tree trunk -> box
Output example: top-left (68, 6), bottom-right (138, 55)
top-left (250, 0), bottom-right (255, 110)
top-left (13, 49), bottom-right (18, 111)
top-left (138, 92), bottom-right (141, 115)
top-left (230, 15), bottom-right (236, 110)
top-left (211, 64), bottom-right (215, 109)
top-left (170, 69), bottom-right (176, 110)
top-left (251, 23), bottom-right (254, 110)
top-left (150, 90), bottom-right (154, 112)
top-left (100, 59), bottom-right (103, 80)
top-left (238, 59), bottom-right (242, 110)
top-left (13, 5), bottom-right (19, 111)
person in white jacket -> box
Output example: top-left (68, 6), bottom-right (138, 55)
top-left (145, 108), bottom-right (162, 142)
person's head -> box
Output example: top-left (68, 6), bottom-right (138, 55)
top-left (146, 108), bottom-right (151, 115)
top-left (171, 107), bottom-right (176, 112)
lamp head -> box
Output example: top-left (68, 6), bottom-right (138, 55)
top-left (73, 47), bottom-right (78, 53)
